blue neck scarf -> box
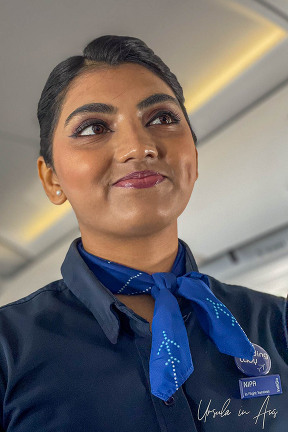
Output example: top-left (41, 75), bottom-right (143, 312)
top-left (77, 239), bottom-right (254, 402)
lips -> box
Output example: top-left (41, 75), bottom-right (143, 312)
top-left (112, 170), bottom-right (166, 185)
top-left (113, 175), bottom-right (166, 189)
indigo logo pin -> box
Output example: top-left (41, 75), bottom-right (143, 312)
top-left (234, 343), bottom-right (271, 376)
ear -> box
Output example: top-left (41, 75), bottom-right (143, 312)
top-left (37, 156), bottom-right (67, 205)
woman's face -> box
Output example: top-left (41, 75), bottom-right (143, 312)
top-left (46, 63), bottom-right (198, 240)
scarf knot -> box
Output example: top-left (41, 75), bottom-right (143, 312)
top-left (151, 273), bottom-right (178, 297)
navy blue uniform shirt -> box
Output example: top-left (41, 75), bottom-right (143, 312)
top-left (0, 237), bottom-right (287, 431)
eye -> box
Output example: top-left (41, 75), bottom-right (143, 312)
top-left (80, 124), bottom-right (107, 136)
top-left (70, 120), bottom-right (112, 137)
top-left (148, 110), bottom-right (181, 126)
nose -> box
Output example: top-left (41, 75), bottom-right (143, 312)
top-left (113, 119), bottom-right (159, 163)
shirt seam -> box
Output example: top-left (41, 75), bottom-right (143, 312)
top-left (0, 282), bottom-right (68, 311)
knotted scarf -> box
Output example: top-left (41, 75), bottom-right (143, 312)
top-left (77, 239), bottom-right (254, 402)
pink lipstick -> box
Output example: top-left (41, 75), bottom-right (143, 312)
top-left (113, 174), bottom-right (166, 188)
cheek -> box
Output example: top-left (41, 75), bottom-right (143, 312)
top-left (180, 158), bottom-right (196, 190)
top-left (53, 145), bottom-right (105, 193)
top-left (59, 155), bottom-right (89, 189)
top-left (170, 138), bottom-right (197, 186)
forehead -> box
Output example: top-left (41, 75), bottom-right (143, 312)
top-left (59, 63), bottom-right (175, 117)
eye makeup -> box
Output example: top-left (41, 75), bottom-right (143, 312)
top-left (148, 110), bottom-right (181, 125)
top-left (69, 119), bottom-right (113, 138)
top-left (68, 105), bottom-right (182, 138)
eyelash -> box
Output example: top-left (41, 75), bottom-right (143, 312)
top-left (70, 110), bottom-right (181, 138)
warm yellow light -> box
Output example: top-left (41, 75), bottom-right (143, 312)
top-left (219, 0), bottom-right (282, 27)
top-left (185, 0), bottom-right (288, 114)
top-left (185, 27), bottom-right (286, 113)
top-left (21, 200), bottom-right (72, 242)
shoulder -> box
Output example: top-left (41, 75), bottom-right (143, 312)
top-left (206, 273), bottom-right (286, 310)
top-left (0, 279), bottom-right (68, 314)
top-left (206, 273), bottom-right (288, 348)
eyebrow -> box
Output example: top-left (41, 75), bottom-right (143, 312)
top-left (136, 93), bottom-right (180, 110)
top-left (64, 93), bottom-right (180, 127)
top-left (64, 103), bottom-right (116, 127)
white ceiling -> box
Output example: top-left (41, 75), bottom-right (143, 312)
top-left (0, 0), bottom-right (288, 299)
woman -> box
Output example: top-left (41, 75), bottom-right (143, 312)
top-left (0, 35), bottom-right (287, 432)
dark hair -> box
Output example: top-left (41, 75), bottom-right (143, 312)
top-left (37, 35), bottom-right (197, 171)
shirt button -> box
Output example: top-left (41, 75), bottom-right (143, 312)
top-left (163, 396), bottom-right (175, 406)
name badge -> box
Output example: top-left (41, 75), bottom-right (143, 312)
top-left (239, 374), bottom-right (282, 399)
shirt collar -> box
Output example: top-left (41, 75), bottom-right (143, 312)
top-left (61, 237), bottom-right (199, 345)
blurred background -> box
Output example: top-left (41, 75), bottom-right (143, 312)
top-left (0, 0), bottom-right (288, 305)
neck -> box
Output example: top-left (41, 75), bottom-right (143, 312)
top-left (80, 224), bottom-right (179, 275)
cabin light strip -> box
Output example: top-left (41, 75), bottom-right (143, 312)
top-left (185, 26), bottom-right (286, 114)
top-left (185, 0), bottom-right (288, 113)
